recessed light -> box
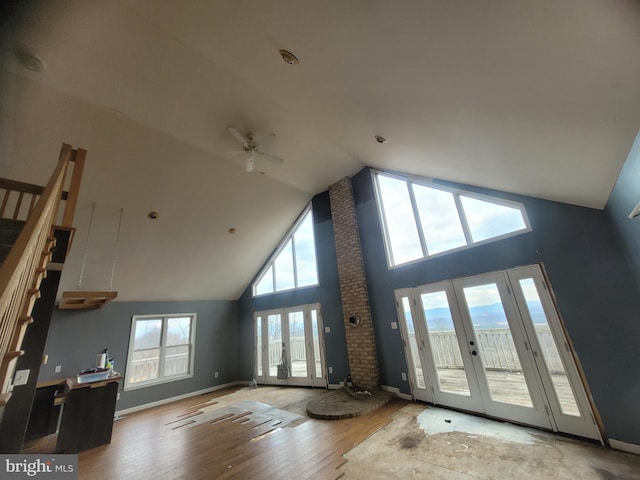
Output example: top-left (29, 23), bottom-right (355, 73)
top-left (228, 227), bottom-right (237, 235)
top-left (375, 135), bottom-right (388, 144)
top-left (279, 49), bottom-right (299, 65)
top-left (148, 211), bottom-right (159, 219)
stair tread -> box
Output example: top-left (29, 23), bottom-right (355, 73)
top-left (0, 218), bottom-right (26, 230)
top-left (0, 219), bottom-right (25, 263)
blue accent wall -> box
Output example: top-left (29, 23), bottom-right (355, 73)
top-left (236, 192), bottom-right (350, 385)
top-left (40, 300), bottom-right (237, 411)
top-left (352, 167), bottom-right (640, 445)
top-left (606, 130), bottom-right (640, 288)
top-left (602, 130), bottom-right (640, 444)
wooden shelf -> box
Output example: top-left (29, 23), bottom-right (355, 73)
top-left (58, 291), bottom-right (117, 310)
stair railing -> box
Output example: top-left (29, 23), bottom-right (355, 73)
top-left (0, 143), bottom-right (85, 407)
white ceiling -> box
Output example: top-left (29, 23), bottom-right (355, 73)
top-left (1, 0), bottom-right (639, 301)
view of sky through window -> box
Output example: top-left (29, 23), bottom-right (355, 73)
top-left (253, 206), bottom-right (319, 296)
top-left (374, 172), bottom-right (530, 266)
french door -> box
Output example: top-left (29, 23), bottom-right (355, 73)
top-left (396, 265), bottom-right (600, 440)
top-left (254, 303), bottom-right (326, 387)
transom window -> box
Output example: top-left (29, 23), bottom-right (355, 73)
top-left (124, 313), bottom-right (196, 390)
top-left (373, 171), bottom-right (531, 267)
top-left (253, 205), bottom-right (319, 296)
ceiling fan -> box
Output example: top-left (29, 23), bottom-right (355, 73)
top-left (227, 126), bottom-right (284, 173)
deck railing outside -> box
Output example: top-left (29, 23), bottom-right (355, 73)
top-left (407, 325), bottom-right (565, 374)
top-left (128, 353), bottom-right (190, 384)
top-left (127, 328), bottom-right (563, 385)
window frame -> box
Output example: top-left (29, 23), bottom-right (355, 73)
top-left (372, 170), bottom-right (532, 268)
top-left (124, 313), bottom-right (196, 391)
top-left (253, 204), bottom-right (319, 297)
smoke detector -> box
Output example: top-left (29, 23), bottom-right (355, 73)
top-left (279, 49), bottom-right (299, 65)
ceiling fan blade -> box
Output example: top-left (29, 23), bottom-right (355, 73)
top-left (254, 132), bottom-right (277, 146)
top-left (227, 126), bottom-right (249, 147)
top-left (228, 150), bottom-right (247, 154)
top-left (257, 152), bottom-right (284, 165)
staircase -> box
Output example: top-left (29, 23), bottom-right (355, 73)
top-left (0, 219), bottom-right (24, 267)
top-left (0, 144), bottom-right (85, 411)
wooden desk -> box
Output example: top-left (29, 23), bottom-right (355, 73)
top-left (56, 375), bottom-right (122, 453)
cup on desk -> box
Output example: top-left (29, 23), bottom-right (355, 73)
top-left (96, 353), bottom-right (106, 369)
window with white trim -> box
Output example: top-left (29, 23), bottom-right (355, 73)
top-left (253, 205), bottom-right (319, 296)
top-left (124, 314), bottom-right (196, 390)
top-left (373, 171), bottom-right (531, 267)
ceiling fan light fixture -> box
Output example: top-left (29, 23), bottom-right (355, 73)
top-left (375, 135), bottom-right (388, 144)
top-left (279, 49), bottom-right (299, 65)
top-left (246, 157), bottom-right (255, 172)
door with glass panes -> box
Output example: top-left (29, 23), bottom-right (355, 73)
top-left (254, 303), bottom-right (326, 387)
top-left (396, 265), bottom-right (600, 440)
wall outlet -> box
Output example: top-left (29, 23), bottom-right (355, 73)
top-left (391, 321), bottom-right (398, 329)
top-left (54, 365), bottom-right (62, 373)
top-left (214, 371), bottom-right (219, 378)
top-left (324, 326), bottom-right (331, 333)
top-left (401, 372), bottom-right (407, 381)
top-left (328, 366), bottom-right (333, 374)
top-left (13, 369), bottom-right (29, 386)
top-left (116, 393), bottom-right (121, 401)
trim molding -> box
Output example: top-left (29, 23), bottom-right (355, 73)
top-left (381, 384), bottom-right (412, 401)
top-left (115, 381), bottom-right (241, 417)
top-left (609, 439), bottom-right (640, 455)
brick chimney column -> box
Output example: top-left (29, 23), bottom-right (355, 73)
top-left (329, 176), bottom-right (379, 391)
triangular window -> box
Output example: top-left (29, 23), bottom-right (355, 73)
top-left (373, 171), bottom-right (531, 267)
top-left (253, 206), bottom-right (318, 296)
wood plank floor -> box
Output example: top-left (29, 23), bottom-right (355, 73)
top-left (23, 386), bottom-right (408, 480)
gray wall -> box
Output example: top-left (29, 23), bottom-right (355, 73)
top-left (352, 167), bottom-right (640, 446)
top-left (606, 131), bottom-right (640, 288)
top-left (40, 300), bottom-right (237, 411)
top-left (602, 130), bottom-right (640, 445)
top-left (237, 192), bottom-right (350, 385)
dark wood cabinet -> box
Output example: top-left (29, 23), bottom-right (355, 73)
top-left (56, 376), bottom-right (121, 454)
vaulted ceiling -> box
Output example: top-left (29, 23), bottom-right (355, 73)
top-left (1, 0), bottom-right (639, 301)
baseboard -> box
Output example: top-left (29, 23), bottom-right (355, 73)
top-left (328, 382), bottom-right (344, 390)
top-left (381, 384), bottom-right (412, 401)
top-left (609, 438), bottom-right (640, 455)
top-left (115, 381), bottom-right (242, 416)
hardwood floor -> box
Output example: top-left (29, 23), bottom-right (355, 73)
top-left (23, 386), bottom-right (407, 480)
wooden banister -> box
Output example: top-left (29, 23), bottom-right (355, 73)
top-left (0, 174), bottom-right (71, 222)
top-left (62, 147), bottom-right (85, 228)
top-left (0, 143), bottom-right (84, 402)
